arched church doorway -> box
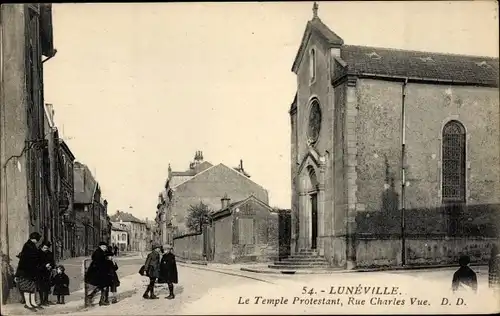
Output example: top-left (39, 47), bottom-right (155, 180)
top-left (307, 166), bottom-right (319, 249)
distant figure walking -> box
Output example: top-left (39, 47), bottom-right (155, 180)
top-left (52, 265), bottom-right (70, 304)
top-left (488, 245), bottom-right (500, 289)
top-left (38, 240), bottom-right (55, 306)
top-left (85, 242), bottom-right (113, 306)
top-left (15, 232), bottom-right (43, 310)
top-left (158, 244), bottom-right (178, 299)
top-left (452, 255), bottom-right (478, 293)
top-left (142, 244), bottom-right (161, 299)
top-left (113, 245), bottom-right (118, 256)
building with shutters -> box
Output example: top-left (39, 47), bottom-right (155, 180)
top-left (288, 4), bottom-right (499, 270)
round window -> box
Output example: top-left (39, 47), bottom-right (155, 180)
top-left (307, 100), bottom-right (322, 145)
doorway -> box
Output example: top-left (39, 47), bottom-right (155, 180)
top-left (311, 193), bottom-right (318, 249)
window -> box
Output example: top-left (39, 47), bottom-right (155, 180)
top-left (442, 121), bottom-right (466, 203)
top-left (122, 233), bottom-right (126, 241)
top-left (238, 218), bottom-right (254, 245)
top-left (309, 49), bottom-right (316, 82)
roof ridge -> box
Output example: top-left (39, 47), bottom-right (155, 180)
top-left (343, 44), bottom-right (499, 60)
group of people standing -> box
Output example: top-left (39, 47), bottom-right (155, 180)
top-left (84, 242), bottom-right (121, 306)
top-left (14, 232), bottom-right (70, 311)
top-left (141, 243), bottom-right (178, 300)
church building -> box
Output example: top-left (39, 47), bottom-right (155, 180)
top-left (289, 3), bottom-right (499, 269)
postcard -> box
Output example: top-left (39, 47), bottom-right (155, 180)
top-left (0, 1), bottom-right (499, 315)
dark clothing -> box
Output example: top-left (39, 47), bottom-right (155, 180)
top-left (38, 250), bottom-right (55, 291)
top-left (144, 251), bottom-right (161, 279)
top-left (15, 240), bottom-right (40, 281)
top-left (158, 252), bottom-right (178, 284)
top-left (85, 247), bottom-right (112, 288)
top-left (143, 277), bottom-right (157, 298)
top-left (108, 260), bottom-right (120, 292)
top-left (16, 276), bottom-right (37, 293)
top-left (489, 254), bottom-right (500, 288)
top-left (52, 273), bottom-right (70, 296)
top-left (452, 266), bottom-right (478, 293)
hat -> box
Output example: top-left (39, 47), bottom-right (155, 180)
top-left (99, 242), bottom-right (108, 247)
top-left (152, 243), bottom-right (160, 250)
top-left (40, 240), bottom-right (52, 248)
top-left (29, 232), bottom-right (42, 241)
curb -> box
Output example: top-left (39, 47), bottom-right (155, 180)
top-left (239, 263), bottom-right (489, 275)
top-left (177, 262), bottom-right (274, 284)
top-left (176, 259), bottom-right (208, 266)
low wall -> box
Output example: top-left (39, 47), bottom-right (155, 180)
top-left (356, 236), bottom-right (499, 268)
top-left (173, 233), bottom-right (204, 261)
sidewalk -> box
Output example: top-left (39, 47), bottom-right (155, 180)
top-left (177, 258), bottom-right (490, 275)
top-left (1, 273), bottom-right (144, 316)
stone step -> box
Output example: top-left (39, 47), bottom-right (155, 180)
top-left (279, 257), bottom-right (328, 263)
top-left (284, 254), bottom-right (324, 259)
top-left (268, 264), bottom-right (329, 270)
top-left (272, 261), bottom-right (329, 266)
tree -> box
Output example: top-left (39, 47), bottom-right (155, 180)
top-left (186, 202), bottom-right (212, 233)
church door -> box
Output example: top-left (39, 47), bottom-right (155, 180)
top-left (311, 193), bottom-right (318, 249)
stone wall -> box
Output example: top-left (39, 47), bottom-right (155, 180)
top-left (356, 237), bottom-right (499, 268)
top-left (173, 233), bottom-right (204, 261)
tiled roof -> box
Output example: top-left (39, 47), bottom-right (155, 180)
top-left (73, 162), bottom-right (97, 204)
top-left (340, 45), bottom-right (499, 86)
top-left (109, 211), bottom-right (145, 224)
top-left (210, 194), bottom-right (273, 219)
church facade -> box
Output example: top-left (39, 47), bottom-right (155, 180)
top-left (289, 6), bottom-right (499, 269)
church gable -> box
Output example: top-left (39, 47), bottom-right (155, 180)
top-left (291, 4), bottom-right (344, 74)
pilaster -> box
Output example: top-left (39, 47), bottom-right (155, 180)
top-left (345, 76), bottom-right (358, 269)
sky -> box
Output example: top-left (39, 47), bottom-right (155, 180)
top-left (43, 1), bottom-right (499, 221)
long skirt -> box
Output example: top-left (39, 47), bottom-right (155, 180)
top-left (17, 276), bottom-right (37, 293)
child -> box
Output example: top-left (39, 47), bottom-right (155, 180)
top-left (106, 248), bottom-right (120, 304)
top-left (52, 265), bottom-right (70, 304)
top-left (452, 255), bottom-right (478, 293)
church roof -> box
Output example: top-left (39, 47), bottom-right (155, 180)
top-left (340, 45), bottom-right (499, 87)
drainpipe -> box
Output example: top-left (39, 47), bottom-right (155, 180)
top-left (401, 77), bottom-right (408, 266)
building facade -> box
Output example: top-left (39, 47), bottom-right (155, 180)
top-left (110, 223), bottom-right (128, 252)
top-left (43, 103), bottom-right (77, 260)
top-left (156, 151), bottom-right (269, 244)
top-left (0, 3), bottom-right (56, 303)
top-left (73, 162), bottom-right (108, 256)
top-left (289, 6), bottom-right (499, 269)
top-left (110, 211), bottom-right (148, 252)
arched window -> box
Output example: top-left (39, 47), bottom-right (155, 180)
top-left (442, 121), bottom-right (466, 203)
top-left (309, 49), bottom-right (316, 82)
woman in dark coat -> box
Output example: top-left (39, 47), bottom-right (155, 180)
top-left (142, 243), bottom-right (161, 299)
top-left (158, 244), bottom-right (178, 299)
top-left (15, 232), bottom-right (42, 310)
top-left (85, 242), bottom-right (112, 306)
top-left (38, 240), bottom-right (55, 306)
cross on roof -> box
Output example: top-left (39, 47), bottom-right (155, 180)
top-left (312, 2), bottom-right (319, 18)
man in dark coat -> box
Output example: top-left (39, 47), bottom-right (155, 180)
top-left (38, 241), bottom-right (55, 305)
top-left (85, 242), bottom-right (112, 305)
top-left (142, 243), bottom-right (161, 299)
top-left (489, 244), bottom-right (500, 289)
top-left (15, 232), bottom-right (42, 310)
top-left (159, 244), bottom-right (178, 299)
top-left (452, 255), bottom-right (478, 293)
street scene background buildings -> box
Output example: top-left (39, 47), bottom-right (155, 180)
top-left (1, 1), bottom-right (499, 315)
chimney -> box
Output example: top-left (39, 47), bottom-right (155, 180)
top-left (221, 193), bottom-right (230, 209)
top-left (239, 159), bottom-right (243, 171)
